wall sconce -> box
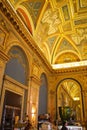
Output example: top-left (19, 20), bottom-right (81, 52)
top-left (32, 107), bottom-right (36, 122)
top-left (15, 116), bottom-right (19, 124)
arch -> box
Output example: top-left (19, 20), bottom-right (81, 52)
top-left (51, 37), bottom-right (81, 63)
top-left (5, 41), bottom-right (30, 65)
top-left (17, 5), bottom-right (34, 34)
top-left (53, 50), bottom-right (81, 64)
top-left (5, 45), bottom-right (29, 85)
top-left (55, 78), bottom-right (84, 122)
top-left (2, 45), bottom-right (30, 129)
top-left (17, 8), bottom-right (33, 34)
top-left (38, 73), bottom-right (48, 115)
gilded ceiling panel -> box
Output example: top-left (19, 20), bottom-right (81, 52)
top-left (62, 5), bottom-right (70, 21)
top-left (46, 36), bottom-right (58, 53)
top-left (41, 8), bottom-right (61, 35)
top-left (7, 0), bottom-right (87, 66)
top-left (55, 39), bottom-right (78, 54)
top-left (62, 22), bottom-right (72, 32)
top-left (78, 0), bottom-right (87, 10)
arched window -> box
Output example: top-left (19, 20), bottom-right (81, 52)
top-left (5, 46), bottom-right (28, 85)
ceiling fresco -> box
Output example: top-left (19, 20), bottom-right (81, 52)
top-left (8, 0), bottom-right (87, 66)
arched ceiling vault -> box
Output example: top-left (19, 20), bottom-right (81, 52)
top-left (8, 0), bottom-right (87, 68)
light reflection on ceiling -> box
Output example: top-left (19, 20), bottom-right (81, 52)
top-left (52, 60), bottom-right (87, 69)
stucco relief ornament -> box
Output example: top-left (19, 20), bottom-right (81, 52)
top-left (41, 9), bottom-right (61, 35)
top-left (71, 28), bottom-right (87, 45)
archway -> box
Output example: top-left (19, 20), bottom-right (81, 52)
top-left (56, 78), bottom-right (83, 125)
top-left (1, 46), bottom-right (29, 129)
top-left (38, 73), bottom-right (48, 115)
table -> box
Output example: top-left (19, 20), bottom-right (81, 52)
top-left (58, 125), bottom-right (82, 130)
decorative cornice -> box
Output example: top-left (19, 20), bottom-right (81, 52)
top-left (4, 75), bottom-right (28, 90)
top-left (52, 65), bottom-right (87, 75)
top-left (0, 0), bottom-right (53, 72)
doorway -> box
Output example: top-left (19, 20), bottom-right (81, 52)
top-left (56, 78), bottom-right (83, 124)
top-left (1, 90), bottom-right (22, 130)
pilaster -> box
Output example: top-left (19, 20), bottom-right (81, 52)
top-left (0, 49), bottom-right (9, 99)
top-left (28, 75), bottom-right (40, 127)
top-left (82, 90), bottom-right (87, 122)
top-left (0, 49), bottom-right (9, 124)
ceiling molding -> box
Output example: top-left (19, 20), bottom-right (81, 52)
top-left (52, 65), bottom-right (87, 74)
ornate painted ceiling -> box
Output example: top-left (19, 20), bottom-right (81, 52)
top-left (8, 0), bottom-right (87, 67)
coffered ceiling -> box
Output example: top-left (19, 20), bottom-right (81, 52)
top-left (8, 0), bottom-right (87, 67)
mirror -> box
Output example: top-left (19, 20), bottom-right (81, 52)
top-left (56, 79), bottom-right (83, 124)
